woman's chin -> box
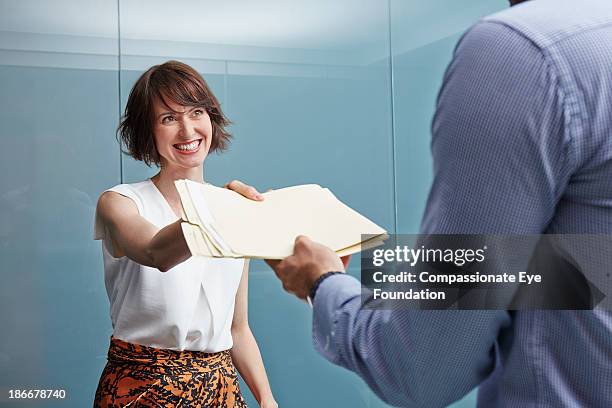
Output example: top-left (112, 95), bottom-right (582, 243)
top-left (159, 157), bottom-right (206, 172)
top-left (178, 157), bottom-right (206, 169)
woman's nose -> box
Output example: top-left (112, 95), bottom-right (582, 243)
top-left (179, 119), bottom-right (195, 138)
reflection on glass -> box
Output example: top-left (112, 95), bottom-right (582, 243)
top-left (0, 1), bottom-right (120, 406)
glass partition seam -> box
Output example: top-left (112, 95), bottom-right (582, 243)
top-left (388, 0), bottom-right (398, 235)
top-left (117, 0), bottom-right (123, 184)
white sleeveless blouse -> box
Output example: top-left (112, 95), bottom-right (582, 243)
top-left (93, 179), bottom-right (244, 352)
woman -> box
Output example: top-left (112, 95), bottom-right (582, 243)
top-left (93, 60), bottom-right (277, 407)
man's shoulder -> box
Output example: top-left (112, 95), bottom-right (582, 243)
top-left (479, 0), bottom-right (612, 49)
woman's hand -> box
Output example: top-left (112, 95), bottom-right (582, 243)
top-left (260, 396), bottom-right (278, 408)
top-left (224, 180), bottom-right (264, 201)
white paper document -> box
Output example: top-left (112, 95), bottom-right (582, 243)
top-left (175, 179), bottom-right (387, 259)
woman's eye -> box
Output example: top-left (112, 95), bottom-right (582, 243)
top-left (193, 109), bottom-right (204, 116)
top-left (161, 116), bottom-right (175, 124)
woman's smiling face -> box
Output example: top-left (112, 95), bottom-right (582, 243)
top-left (152, 97), bottom-right (213, 170)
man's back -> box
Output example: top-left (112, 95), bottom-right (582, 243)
top-left (422, 0), bottom-right (612, 405)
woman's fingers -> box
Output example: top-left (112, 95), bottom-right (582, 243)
top-left (224, 180), bottom-right (264, 201)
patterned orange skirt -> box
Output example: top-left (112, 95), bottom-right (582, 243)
top-left (94, 337), bottom-right (247, 407)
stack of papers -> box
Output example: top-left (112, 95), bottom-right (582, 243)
top-left (175, 180), bottom-right (387, 259)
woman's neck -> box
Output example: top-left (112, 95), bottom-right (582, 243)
top-left (151, 165), bottom-right (205, 205)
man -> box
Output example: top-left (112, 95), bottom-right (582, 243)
top-left (266, 0), bottom-right (612, 406)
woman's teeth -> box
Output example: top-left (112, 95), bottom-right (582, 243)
top-left (174, 140), bottom-right (200, 151)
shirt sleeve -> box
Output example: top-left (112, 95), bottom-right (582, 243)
top-left (312, 21), bottom-right (574, 407)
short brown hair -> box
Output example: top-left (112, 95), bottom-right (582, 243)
top-left (118, 60), bottom-right (231, 166)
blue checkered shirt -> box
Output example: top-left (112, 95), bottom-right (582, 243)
top-left (312, 0), bottom-right (612, 406)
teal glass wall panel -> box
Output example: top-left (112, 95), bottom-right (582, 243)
top-left (224, 64), bottom-right (394, 407)
top-left (391, 0), bottom-right (508, 234)
top-left (0, 1), bottom-right (119, 406)
top-left (390, 1), bottom-right (507, 407)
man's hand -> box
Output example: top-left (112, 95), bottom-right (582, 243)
top-left (266, 236), bottom-right (348, 300)
top-left (224, 179), bottom-right (264, 201)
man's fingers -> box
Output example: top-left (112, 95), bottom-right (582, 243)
top-left (264, 259), bottom-right (281, 270)
top-left (294, 235), bottom-right (312, 246)
top-left (340, 254), bottom-right (352, 268)
top-left (224, 180), bottom-right (264, 201)
top-left (265, 258), bottom-right (297, 295)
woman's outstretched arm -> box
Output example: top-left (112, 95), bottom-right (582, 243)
top-left (96, 191), bottom-right (190, 272)
top-left (96, 181), bottom-right (264, 272)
